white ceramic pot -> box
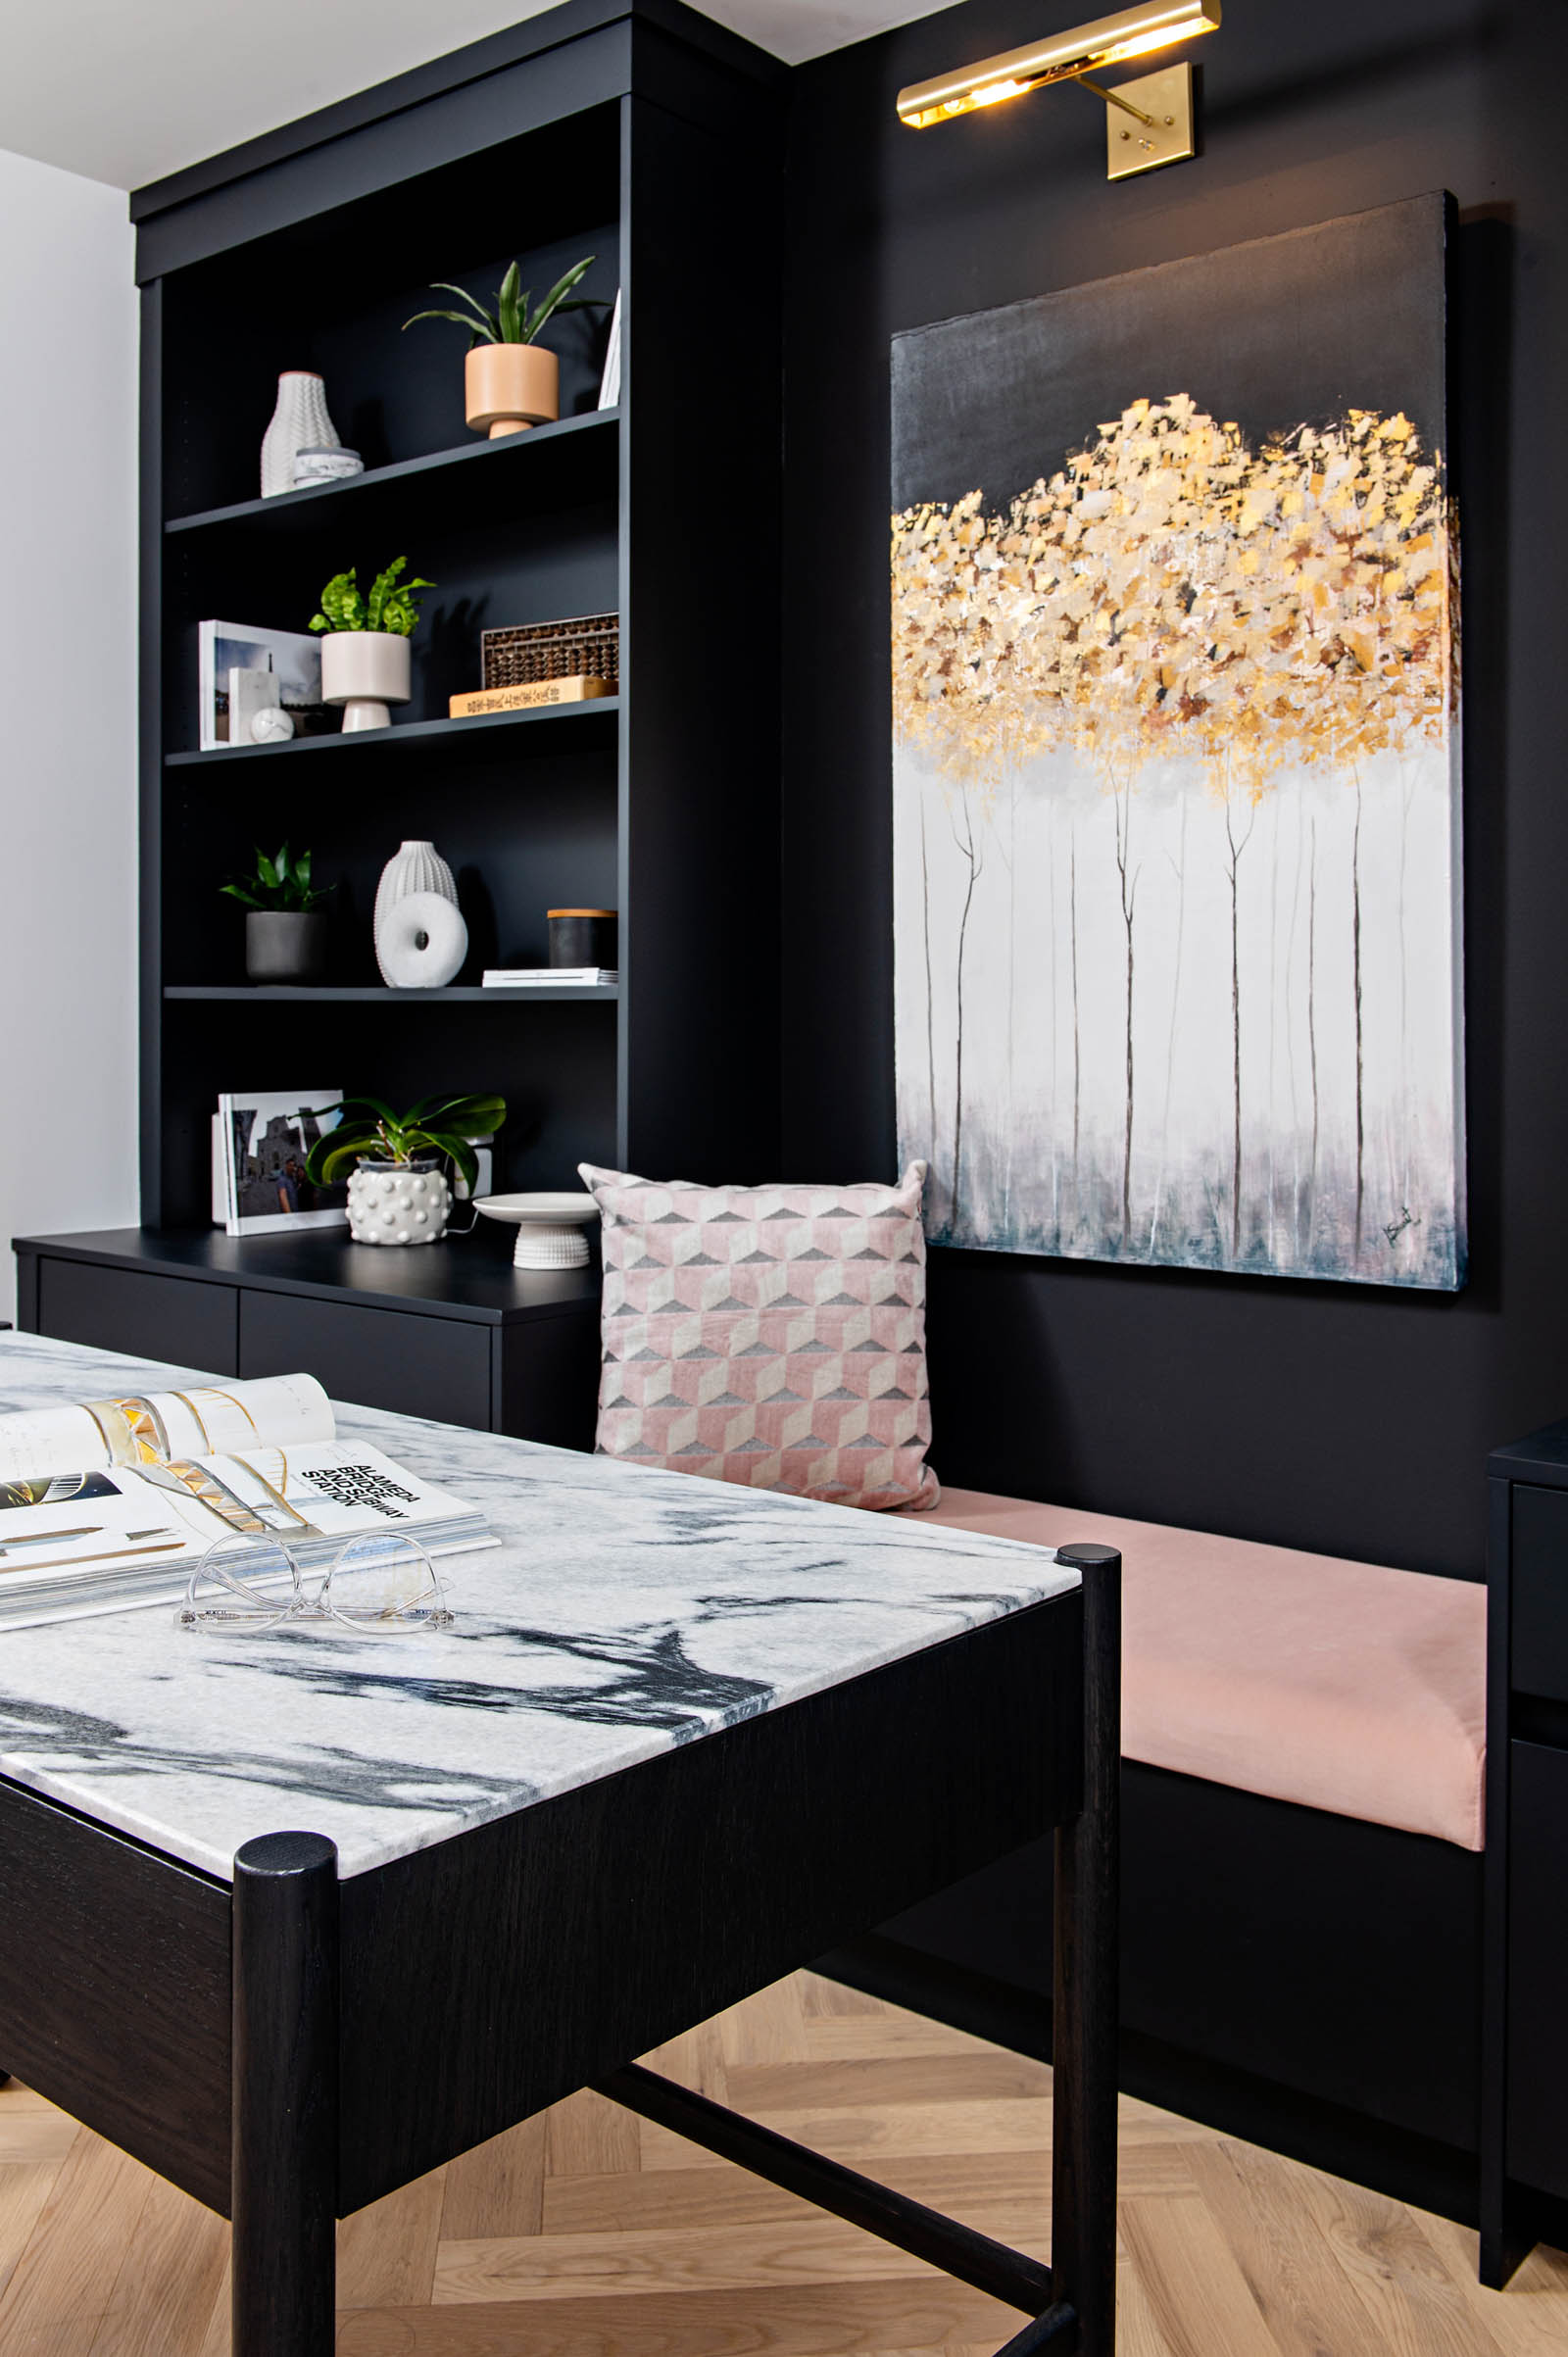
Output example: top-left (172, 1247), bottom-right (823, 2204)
top-left (261, 371), bottom-right (340, 498)
top-left (374, 841), bottom-right (457, 983)
top-left (320, 631), bottom-right (411, 732)
top-left (347, 1158), bottom-right (451, 1247)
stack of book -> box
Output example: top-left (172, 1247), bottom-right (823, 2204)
top-left (481, 967), bottom-right (618, 988)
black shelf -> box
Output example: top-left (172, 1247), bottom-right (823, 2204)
top-left (164, 985), bottom-right (618, 1003)
top-left (15, 1226), bottom-right (598, 1326)
top-left (164, 407), bottom-right (620, 538)
top-left (166, 696), bottom-right (620, 766)
top-left (130, 0), bottom-right (780, 1247)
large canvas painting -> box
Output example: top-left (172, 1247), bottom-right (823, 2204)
top-left (891, 197), bottom-right (1464, 1288)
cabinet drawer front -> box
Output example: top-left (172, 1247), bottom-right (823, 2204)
top-left (35, 1258), bottom-right (237, 1375)
top-left (1507, 1739), bottom-right (1568, 2198)
top-left (238, 1291), bottom-right (492, 1429)
top-left (1511, 1484), bottom-right (1568, 1702)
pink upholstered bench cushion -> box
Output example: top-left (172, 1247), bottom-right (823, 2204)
top-left (905, 1490), bottom-right (1486, 1850)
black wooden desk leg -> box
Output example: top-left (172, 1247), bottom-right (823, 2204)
top-left (1051, 1546), bottom-right (1121, 2357)
top-left (232, 1832), bottom-right (340, 2357)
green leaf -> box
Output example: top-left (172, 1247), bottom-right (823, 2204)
top-left (408, 282), bottom-right (500, 341)
top-left (308, 1135), bottom-right (378, 1186)
top-left (526, 257), bottom-right (597, 341)
top-left (401, 307), bottom-right (499, 341)
top-left (338, 1094), bottom-right (403, 1128)
top-left (420, 1130), bottom-right (480, 1190)
top-left (220, 883), bottom-right (261, 908)
top-left (255, 850), bottom-right (279, 890)
top-left (294, 849), bottom-right (312, 893)
top-left (497, 260), bottom-right (521, 345)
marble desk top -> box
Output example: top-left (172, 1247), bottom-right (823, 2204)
top-left (0, 1333), bottom-right (1075, 1883)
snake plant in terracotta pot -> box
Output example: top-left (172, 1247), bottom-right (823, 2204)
top-left (404, 258), bottom-right (608, 437)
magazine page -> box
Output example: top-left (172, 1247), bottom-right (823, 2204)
top-left (0, 1464), bottom-right (226, 1595)
top-left (0, 1374), bottom-right (335, 1483)
top-left (172, 1441), bottom-right (486, 1551)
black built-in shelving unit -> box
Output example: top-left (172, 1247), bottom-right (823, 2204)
top-left (137, 0), bottom-right (784, 1239)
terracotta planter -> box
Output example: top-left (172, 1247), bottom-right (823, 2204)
top-left (245, 910), bottom-right (327, 983)
top-left (465, 342), bottom-right (559, 438)
top-left (319, 631), bottom-right (412, 732)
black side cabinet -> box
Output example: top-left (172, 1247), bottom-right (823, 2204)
top-left (14, 1228), bottom-right (602, 1449)
top-left (1483, 1419), bottom-right (1568, 2281)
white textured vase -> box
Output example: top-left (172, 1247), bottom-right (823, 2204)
top-left (260, 371), bottom-right (340, 499)
top-left (347, 1159), bottom-right (451, 1247)
top-left (374, 842), bottom-right (458, 983)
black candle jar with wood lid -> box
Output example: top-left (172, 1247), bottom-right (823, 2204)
top-left (548, 908), bottom-right (617, 969)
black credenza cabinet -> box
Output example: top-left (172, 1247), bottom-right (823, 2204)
top-left (1484, 1420), bottom-right (1568, 2282)
top-left (14, 1229), bottom-right (602, 1450)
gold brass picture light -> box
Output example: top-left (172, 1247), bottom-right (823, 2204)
top-left (896, 0), bottom-right (1221, 179)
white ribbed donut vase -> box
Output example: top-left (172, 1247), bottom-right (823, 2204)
top-left (377, 890), bottom-right (467, 988)
top-left (260, 370), bottom-right (340, 498)
top-left (374, 841), bottom-right (458, 982)
top-left (347, 1160), bottom-right (451, 1247)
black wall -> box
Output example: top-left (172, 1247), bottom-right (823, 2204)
top-left (781, 0), bottom-right (1568, 1580)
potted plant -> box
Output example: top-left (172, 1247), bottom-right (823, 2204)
top-left (221, 844), bottom-right (331, 983)
top-left (404, 258), bottom-right (607, 438)
top-left (305, 1092), bottom-right (506, 1247)
top-left (310, 557), bottom-right (434, 732)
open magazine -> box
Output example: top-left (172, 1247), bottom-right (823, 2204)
top-left (0, 1373), bottom-right (492, 1629)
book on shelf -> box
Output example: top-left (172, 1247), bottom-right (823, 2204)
top-left (448, 676), bottom-right (612, 717)
top-left (216, 1089), bottom-right (347, 1236)
top-left (197, 620), bottom-right (333, 749)
top-left (481, 967), bottom-right (618, 988)
top-left (0, 1372), bottom-right (493, 1629)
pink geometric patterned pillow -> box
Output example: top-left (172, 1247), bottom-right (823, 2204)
top-left (578, 1160), bottom-right (940, 1511)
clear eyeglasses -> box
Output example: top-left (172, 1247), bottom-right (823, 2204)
top-left (177, 1530), bottom-right (453, 1633)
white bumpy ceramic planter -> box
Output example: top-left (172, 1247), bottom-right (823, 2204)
top-left (347, 1158), bottom-right (451, 1246)
top-left (374, 841), bottom-right (458, 981)
top-left (320, 631), bottom-right (412, 732)
top-left (260, 370), bottom-right (340, 498)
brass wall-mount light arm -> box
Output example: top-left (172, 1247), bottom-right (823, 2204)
top-left (895, 0), bottom-right (1220, 180)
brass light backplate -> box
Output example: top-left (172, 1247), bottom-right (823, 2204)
top-left (1105, 62), bottom-right (1196, 179)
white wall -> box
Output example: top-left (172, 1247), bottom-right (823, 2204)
top-left (0, 149), bottom-right (138, 1318)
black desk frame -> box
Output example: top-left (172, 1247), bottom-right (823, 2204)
top-left (0, 1546), bottom-right (1120, 2357)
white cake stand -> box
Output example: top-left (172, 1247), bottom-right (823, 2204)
top-left (473, 1192), bottom-right (599, 1269)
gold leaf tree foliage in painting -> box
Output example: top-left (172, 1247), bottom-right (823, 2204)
top-left (892, 393), bottom-right (1453, 1262)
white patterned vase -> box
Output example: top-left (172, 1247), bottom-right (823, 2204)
top-left (347, 1158), bottom-right (451, 1247)
top-left (374, 841), bottom-right (458, 983)
top-left (261, 371), bottom-right (340, 498)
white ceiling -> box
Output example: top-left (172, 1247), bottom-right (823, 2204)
top-left (0, 0), bottom-right (956, 191)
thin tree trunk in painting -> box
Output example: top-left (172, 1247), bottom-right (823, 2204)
top-left (1070, 830), bottom-right (1081, 1227)
top-left (950, 791), bottom-right (984, 1221)
top-left (1113, 779), bottom-right (1139, 1249)
top-left (1352, 775), bottom-right (1365, 1258)
top-left (1149, 801), bottom-right (1188, 1262)
top-left (1224, 784), bottom-right (1257, 1264)
top-left (1286, 793), bottom-right (1304, 1264)
top-left (1307, 815), bottom-right (1320, 1259)
top-left (919, 789), bottom-right (936, 1158)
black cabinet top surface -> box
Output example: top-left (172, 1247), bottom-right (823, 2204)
top-left (1490, 1421), bottom-right (1568, 1490)
top-left (15, 1228), bottom-right (602, 1328)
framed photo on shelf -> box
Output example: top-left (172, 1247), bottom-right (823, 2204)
top-left (197, 621), bottom-right (334, 750)
top-left (217, 1090), bottom-right (347, 1236)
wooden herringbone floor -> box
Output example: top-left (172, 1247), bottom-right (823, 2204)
top-left (1, 1969), bottom-right (1564, 2355)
